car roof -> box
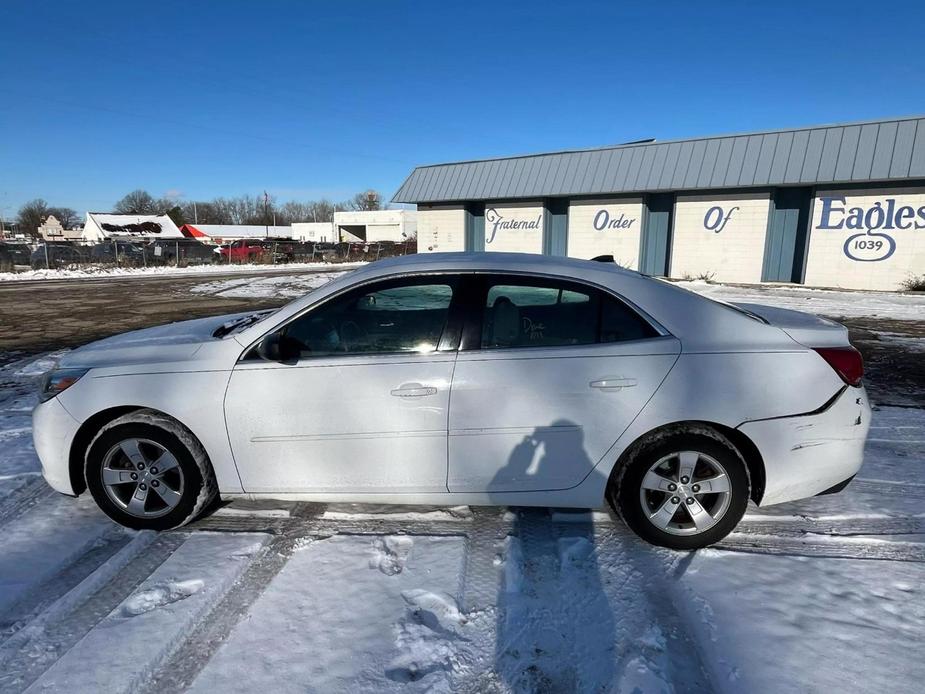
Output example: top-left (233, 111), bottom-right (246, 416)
top-left (349, 251), bottom-right (639, 282)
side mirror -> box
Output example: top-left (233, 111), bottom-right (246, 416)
top-left (256, 332), bottom-right (300, 363)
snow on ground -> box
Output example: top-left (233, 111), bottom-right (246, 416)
top-left (670, 550), bottom-right (925, 692)
top-left (27, 533), bottom-right (269, 694)
top-left (676, 279), bottom-right (925, 321)
top-left (189, 271), bottom-right (350, 299)
top-left (187, 535), bottom-right (470, 693)
top-left (0, 261), bottom-right (364, 283)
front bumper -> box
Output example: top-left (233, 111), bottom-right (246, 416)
top-left (740, 386), bottom-right (871, 506)
top-left (33, 397), bottom-right (82, 496)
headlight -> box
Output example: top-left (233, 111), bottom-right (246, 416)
top-left (39, 368), bottom-right (89, 402)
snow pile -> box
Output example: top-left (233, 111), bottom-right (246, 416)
top-left (121, 579), bottom-right (205, 617)
top-left (370, 536), bottom-right (415, 575)
top-left (0, 261), bottom-right (365, 283)
top-left (323, 505), bottom-right (473, 522)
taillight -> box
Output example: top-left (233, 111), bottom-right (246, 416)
top-left (813, 347), bottom-right (864, 386)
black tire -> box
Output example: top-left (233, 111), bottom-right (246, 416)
top-left (607, 426), bottom-right (750, 550)
top-left (85, 409), bottom-right (218, 531)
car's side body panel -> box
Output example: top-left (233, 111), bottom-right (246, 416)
top-left (54, 360), bottom-right (243, 494)
top-left (447, 338), bottom-right (680, 492)
top-left (572, 349), bottom-right (854, 505)
top-left (224, 354), bottom-right (456, 493)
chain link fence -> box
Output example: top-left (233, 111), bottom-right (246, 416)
top-left (0, 239), bottom-right (417, 273)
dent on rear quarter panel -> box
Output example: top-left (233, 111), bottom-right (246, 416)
top-left (742, 386), bottom-right (871, 505)
top-left (588, 350), bottom-right (845, 486)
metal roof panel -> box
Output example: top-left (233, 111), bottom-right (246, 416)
top-left (800, 129), bottom-right (825, 183)
top-left (871, 121), bottom-right (898, 179)
top-left (783, 130), bottom-right (809, 183)
top-left (710, 137), bottom-right (735, 187)
top-left (851, 123), bottom-right (879, 180)
top-left (910, 119), bottom-right (925, 177)
top-left (768, 131), bottom-right (793, 184)
top-left (392, 116), bottom-right (925, 202)
top-left (890, 120), bottom-right (917, 178)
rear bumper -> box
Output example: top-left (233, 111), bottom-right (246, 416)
top-left (739, 386), bottom-right (871, 506)
top-left (33, 397), bottom-right (82, 496)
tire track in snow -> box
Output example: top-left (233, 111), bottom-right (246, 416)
top-left (717, 533), bottom-right (925, 562)
top-left (26, 533), bottom-right (269, 694)
top-left (0, 527), bottom-right (132, 646)
top-left (138, 529), bottom-right (314, 693)
top-left (851, 479), bottom-right (925, 498)
top-left (594, 525), bottom-right (714, 693)
top-left (737, 515), bottom-right (925, 537)
top-left (0, 476), bottom-right (54, 529)
top-left (0, 533), bottom-right (187, 693)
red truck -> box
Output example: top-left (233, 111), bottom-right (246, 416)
top-left (217, 240), bottom-right (269, 261)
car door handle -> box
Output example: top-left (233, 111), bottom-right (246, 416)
top-left (590, 377), bottom-right (637, 391)
top-left (390, 383), bottom-right (438, 397)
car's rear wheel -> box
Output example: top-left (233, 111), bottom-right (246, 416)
top-left (85, 410), bottom-right (217, 530)
top-left (608, 427), bottom-right (750, 550)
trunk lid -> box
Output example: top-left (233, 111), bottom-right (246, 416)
top-left (732, 302), bottom-right (851, 348)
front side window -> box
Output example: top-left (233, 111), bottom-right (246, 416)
top-left (283, 279), bottom-right (456, 357)
top-left (481, 277), bottom-right (657, 349)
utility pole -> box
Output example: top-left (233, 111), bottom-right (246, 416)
top-left (263, 191), bottom-right (270, 240)
top-left (193, 201), bottom-right (198, 224)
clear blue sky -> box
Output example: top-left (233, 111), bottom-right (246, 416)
top-left (1, 0), bottom-right (923, 216)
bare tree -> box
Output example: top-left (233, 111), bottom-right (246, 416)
top-left (113, 189), bottom-right (159, 215)
top-left (180, 201), bottom-right (229, 225)
top-left (341, 190), bottom-right (382, 211)
top-left (16, 198), bottom-right (50, 237)
top-left (308, 199), bottom-right (336, 222)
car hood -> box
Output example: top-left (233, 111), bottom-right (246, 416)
top-left (56, 311), bottom-right (260, 369)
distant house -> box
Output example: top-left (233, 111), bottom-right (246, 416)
top-left (39, 215), bottom-right (84, 242)
top-left (82, 213), bottom-right (184, 242)
top-left (179, 224), bottom-right (292, 244)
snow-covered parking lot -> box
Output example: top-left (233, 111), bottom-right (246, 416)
top-left (0, 271), bottom-right (923, 693)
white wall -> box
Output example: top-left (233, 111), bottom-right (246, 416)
top-left (364, 224), bottom-right (406, 242)
top-left (670, 192), bottom-right (771, 283)
top-left (291, 222), bottom-right (335, 243)
top-left (567, 198), bottom-right (643, 268)
top-left (804, 187), bottom-right (925, 290)
top-left (416, 205), bottom-right (466, 253)
top-left (484, 202), bottom-right (543, 254)
top-left (333, 209), bottom-right (417, 243)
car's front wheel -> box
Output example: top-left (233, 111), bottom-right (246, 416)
top-left (608, 426), bottom-right (750, 550)
top-left (85, 410), bottom-right (217, 530)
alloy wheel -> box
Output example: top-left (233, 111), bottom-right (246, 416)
top-left (100, 438), bottom-right (185, 518)
top-left (638, 450), bottom-right (732, 536)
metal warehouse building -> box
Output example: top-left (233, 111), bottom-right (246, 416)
top-left (394, 116), bottom-right (925, 291)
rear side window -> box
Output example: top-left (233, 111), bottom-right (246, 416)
top-left (481, 277), bottom-right (657, 349)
